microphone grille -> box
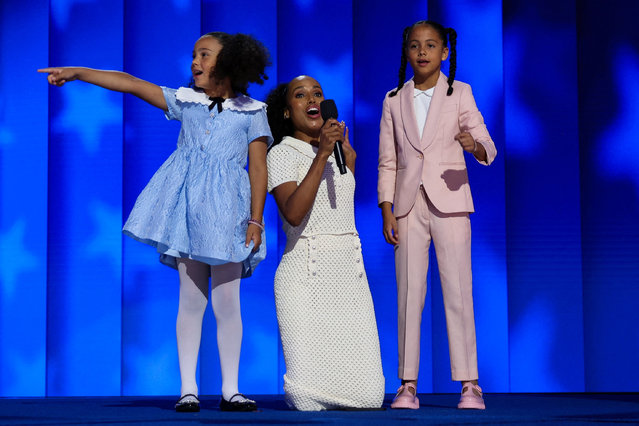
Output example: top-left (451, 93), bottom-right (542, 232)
top-left (320, 99), bottom-right (338, 121)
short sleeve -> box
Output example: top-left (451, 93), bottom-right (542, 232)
top-left (248, 107), bottom-right (274, 145)
top-left (161, 86), bottom-right (182, 121)
top-left (267, 144), bottom-right (299, 192)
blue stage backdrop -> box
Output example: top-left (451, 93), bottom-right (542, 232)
top-left (1, 0), bottom-right (637, 396)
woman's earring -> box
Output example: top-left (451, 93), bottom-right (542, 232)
top-left (284, 111), bottom-right (290, 119)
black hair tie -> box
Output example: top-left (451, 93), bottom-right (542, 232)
top-left (209, 97), bottom-right (225, 113)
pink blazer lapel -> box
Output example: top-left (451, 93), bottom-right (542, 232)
top-left (399, 79), bottom-right (422, 153)
top-left (421, 72), bottom-right (449, 150)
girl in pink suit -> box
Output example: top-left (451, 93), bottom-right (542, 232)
top-left (377, 20), bottom-right (497, 410)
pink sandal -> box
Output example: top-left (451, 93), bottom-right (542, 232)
top-left (391, 383), bottom-right (419, 409)
top-left (457, 382), bottom-right (485, 409)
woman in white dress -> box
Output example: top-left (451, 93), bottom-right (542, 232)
top-left (265, 75), bottom-right (385, 411)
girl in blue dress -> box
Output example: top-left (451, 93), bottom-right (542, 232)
top-left (39, 32), bottom-right (272, 412)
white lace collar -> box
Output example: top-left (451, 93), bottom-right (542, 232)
top-left (175, 87), bottom-right (266, 111)
top-left (280, 136), bottom-right (322, 160)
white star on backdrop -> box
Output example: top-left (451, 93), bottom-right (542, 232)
top-left (84, 200), bottom-right (122, 273)
top-left (51, 0), bottom-right (95, 29)
top-left (600, 45), bottom-right (639, 195)
top-left (52, 84), bottom-right (122, 154)
top-left (0, 220), bottom-right (39, 296)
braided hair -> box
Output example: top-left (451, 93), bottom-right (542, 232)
top-left (389, 20), bottom-right (457, 97)
top-left (446, 27), bottom-right (457, 96)
top-left (389, 26), bottom-right (411, 98)
top-left (193, 31), bottom-right (271, 96)
top-left (265, 83), bottom-right (294, 148)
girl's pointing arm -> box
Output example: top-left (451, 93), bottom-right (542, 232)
top-left (38, 66), bottom-right (167, 111)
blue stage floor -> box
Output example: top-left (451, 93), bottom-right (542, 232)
top-left (1, 393), bottom-right (638, 425)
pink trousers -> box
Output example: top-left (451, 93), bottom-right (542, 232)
top-left (395, 187), bottom-right (478, 381)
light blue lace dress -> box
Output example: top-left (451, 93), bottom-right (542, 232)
top-left (123, 87), bottom-right (272, 277)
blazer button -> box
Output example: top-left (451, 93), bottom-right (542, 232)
top-left (417, 154), bottom-right (423, 159)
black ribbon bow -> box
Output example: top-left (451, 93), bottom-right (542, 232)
top-left (208, 97), bottom-right (225, 113)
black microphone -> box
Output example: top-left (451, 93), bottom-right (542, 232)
top-left (320, 99), bottom-right (347, 175)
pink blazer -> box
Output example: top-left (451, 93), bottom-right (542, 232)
top-left (378, 73), bottom-right (497, 217)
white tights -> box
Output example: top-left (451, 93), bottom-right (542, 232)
top-left (176, 258), bottom-right (243, 400)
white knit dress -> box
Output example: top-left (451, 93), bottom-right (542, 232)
top-left (267, 136), bottom-right (385, 411)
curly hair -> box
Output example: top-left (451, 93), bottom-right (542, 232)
top-left (199, 31), bottom-right (271, 96)
top-left (265, 83), bottom-right (294, 148)
top-left (389, 20), bottom-right (457, 97)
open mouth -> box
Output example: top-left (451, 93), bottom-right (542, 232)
top-left (193, 70), bottom-right (204, 77)
top-left (306, 106), bottom-right (320, 117)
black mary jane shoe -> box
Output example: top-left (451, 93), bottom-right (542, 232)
top-left (175, 394), bottom-right (200, 412)
top-left (219, 393), bottom-right (258, 412)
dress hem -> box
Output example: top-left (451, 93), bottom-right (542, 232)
top-left (122, 229), bottom-right (261, 278)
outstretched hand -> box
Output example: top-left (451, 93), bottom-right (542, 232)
top-left (38, 67), bottom-right (79, 86)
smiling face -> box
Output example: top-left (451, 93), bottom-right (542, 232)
top-left (191, 35), bottom-right (224, 93)
top-left (406, 24), bottom-right (449, 89)
top-left (285, 76), bottom-right (325, 142)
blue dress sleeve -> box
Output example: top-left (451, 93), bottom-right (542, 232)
top-left (248, 107), bottom-right (274, 145)
top-left (161, 86), bottom-right (182, 121)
